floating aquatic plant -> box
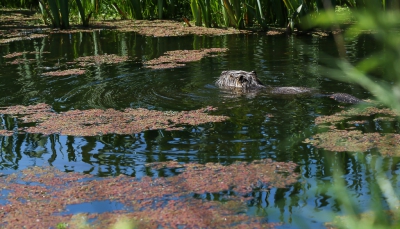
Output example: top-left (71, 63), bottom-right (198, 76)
top-left (0, 130), bottom-right (14, 136)
top-left (6, 58), bottom-right (36, 65)
top-left (3, 52), bottom-right (27, 58)
top-left (75, 54), bottom-right (130, 66)
top-left (147, 159), bottom-right (299, 194)
top-left (144, 48), bottom-right (228, 69)
top-left (0, 104), bottom-right (228, 136)
top-left (0, 33), bottom-right (48, 44)
top-left (314, 107), bottom-right (398, 125)
top-left (305, 106), bottom-right (400, 155)
top-left (42, 68), bottom-right (86, 76)
top-left (0, 160), bottom-right (296, 228)
top-left (89, 20), bottom-right (248, 37)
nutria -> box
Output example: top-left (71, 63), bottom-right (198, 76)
top-left (216, 70), bottom-right (363, 104)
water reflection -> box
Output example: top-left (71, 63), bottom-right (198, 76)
top-left (0, 31), bottom-right (398, 228)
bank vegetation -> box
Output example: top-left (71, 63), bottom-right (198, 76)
top-left (1, 0), bottom-right (399, 30)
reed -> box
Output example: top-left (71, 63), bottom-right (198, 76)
top-left (2, 0), bottom-right (396, 29)
top-left (59, 0), bottom-right (69, 28)
top-left (130, 0), bottom-right (143, 19)
top-left (75, 0), bottom-right (92, 26)
top-left (47, 0), bottom-right (61, 28)
top-left (190, 0), bottom-right (202, 26)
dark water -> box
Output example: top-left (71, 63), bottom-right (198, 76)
top-left (0, 31), bottom-right (398, 228)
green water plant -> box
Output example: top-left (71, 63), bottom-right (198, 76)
top-left (38, 0), bottom-right (70, 28)
top-left (75, 0), bottom-right (92, 27)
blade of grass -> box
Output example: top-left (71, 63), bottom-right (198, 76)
top-left (158, 0), bottom-right (163, 19)
top-left (48, 0), bottom-right (61, 27)
top-left (130, 0), bottom-right (143, 19)
top-left (222, 0), bottom-right (237, 27)
top-left (191, 0), bottom-right (202, 26)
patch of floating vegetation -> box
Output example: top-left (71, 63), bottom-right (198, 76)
top-left (0, 130), bottom-right (14, 136)
top-left (3, 51), bottom-right (50, 59)
top-left (4, 51), bottom-right (51, 65)
top-left (146, 159), bottom-right (299, 194)
top-left (25, 20), bottom-right (250, 37)
top-left (144, 48), bottom-right (228, 69)
top-left (3, 52), bottom-right (27, 58)
top-left (42, 68), bottom-right (86, 76)
top-left (0, 9), bottom-right (48, 44)
top-left (304, 130), bottom-right (400, 155)
top-left (93, 20), bottom-right (249, 37)
top-left (0, 103), bottom-right (228, 136)
top-left (0, 33), bottom-right (48, 44)
top-left (314, 107), bottom-right (398, 125)
top-left (74, 54), bottom-right (131, 66)
top-left (0, 160), bottom-right (296, 228)
top-left (266, 28), bottom-right (286, 36)
top-left (46, 20), bottom-right (249, 37)
top-left (6, 58), bottom-right (36, 65)
top-left (304, 106), bottom-right (400, 155)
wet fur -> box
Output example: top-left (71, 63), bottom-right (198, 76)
top-left (216, 70), bottom-right (313, 94)
top-left (216, 70), bottom-right (266, 90)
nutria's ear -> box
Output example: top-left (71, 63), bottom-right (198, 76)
top-left (251, 71), bottom-right (256, 74)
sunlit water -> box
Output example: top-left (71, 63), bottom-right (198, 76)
top-left (0, 31), bottom-right (397, 228)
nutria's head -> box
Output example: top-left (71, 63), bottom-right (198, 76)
top-left (216, 70), bottom-right (265, 90)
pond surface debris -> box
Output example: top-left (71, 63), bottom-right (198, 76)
top-left (304, 106), bottom-right (400, 155)
top-left (144, 48), bottom-right (228, 69)
top-left (0, 159), bottom-right (298, 228)
top-left (0, 103), bottom-right (229, 136)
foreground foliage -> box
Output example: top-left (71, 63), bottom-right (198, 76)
top-left (307, 1), bottom-right (400, 229)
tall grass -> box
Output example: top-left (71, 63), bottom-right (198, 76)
top-left (4, 0), bottom-right (397, 29)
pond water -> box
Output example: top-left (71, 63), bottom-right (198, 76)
top-left (0, 31), bottom-right (397, 228)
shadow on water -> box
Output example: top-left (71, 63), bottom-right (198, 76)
top-left (0, 30), bottom-right (397, 228)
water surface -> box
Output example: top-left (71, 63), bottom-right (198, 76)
top-left (0, 31), bottom-right (396, 228)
